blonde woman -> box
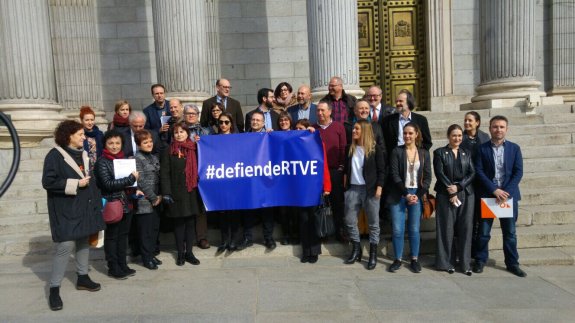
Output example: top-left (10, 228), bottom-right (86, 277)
top-left (343, 120), bottom-right (385, 270)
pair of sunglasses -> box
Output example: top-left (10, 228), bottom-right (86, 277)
top-left (219, 120), bottom-right (231, 125)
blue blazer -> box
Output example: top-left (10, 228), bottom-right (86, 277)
top-left (475, 140), bottom-right (523, 201)
top-left (287, 103), bottom-right (318, 124)
top-left (143, 101), bottom-right (171, 133)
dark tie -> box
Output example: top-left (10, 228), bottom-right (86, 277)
top-left (372, 108), bottom-right (378, 122)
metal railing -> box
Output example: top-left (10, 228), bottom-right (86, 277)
top-left (0, 112), bottom-right (21, 199)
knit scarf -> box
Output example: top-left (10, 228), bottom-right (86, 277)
top-left (113, 114), bottom-right (130, 127)
top-left (83, 125), bottom-right (103, 157)
top-left (170, 138), bottom-right (198, 192)
top-left (102, 148), bottom-right (125, 161)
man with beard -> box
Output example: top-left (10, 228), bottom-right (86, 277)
top-left (245, 88), bottom-right (280, 132)
top-left (287, 85), bottom-right (317, 124)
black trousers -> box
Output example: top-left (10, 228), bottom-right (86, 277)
top-left (105, 212), bottom-right (133, 267)
top-left (173, 216), bottom-right (196, 254)
top-left (217, 210), bottom-right (240, 243)
top-left (329, 169), bottom-right (345, 237)
top-left (299, 207), bottom-right (321, 256)
top-left (243, 207), bottom-right (275, 241)
top-left (136, 209), bottom-right (160, 263)
top-left (279, 206), bottom-right (299, 240)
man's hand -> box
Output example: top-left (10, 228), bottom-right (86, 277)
top-left (493, 188), bottom-right (510, 203)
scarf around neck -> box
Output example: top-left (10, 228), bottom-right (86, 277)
top-left (102, 148), bottom-right (125, 161)
top-left (113, 114), bottom-right (130, 127)
top-left (170, 138), bottom-right (198, 192)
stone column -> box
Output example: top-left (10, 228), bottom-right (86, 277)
top-left (426, 0), bottom-right (454, 112)
top-left (0, 0), bottom-right (65, 147)
top-left (549, 0), bottom-right (575, 102)
top-left (307, 0), bottom-right (363, 100)
top-left (206, 0), bottom-right (221, 89)
top-left (49, 0), bottom-right (106, 123)
top-left (465, 0), bottom-right (546, 109)
top-left (151, 0), bottom-right (211, 105)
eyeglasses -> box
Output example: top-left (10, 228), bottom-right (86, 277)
top-left (220, 86), bottom-right (232, 89)
top-left (218, 120), bottom-right (231, 125)
top-left (212, 109), bottom-right (222, 113)
top-left (367, 94), bottom-right (381, 98)
top-left (185, 112), bottom-right (198, 116)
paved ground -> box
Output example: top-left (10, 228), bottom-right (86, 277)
top-left (1, 248), bottom-right (574, 323)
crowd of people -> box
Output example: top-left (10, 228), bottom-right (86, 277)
top-left (42, 77), bottom-right (525, 311)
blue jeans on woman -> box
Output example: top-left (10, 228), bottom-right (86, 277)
top-left (390, 188), bottom-right (422, 260)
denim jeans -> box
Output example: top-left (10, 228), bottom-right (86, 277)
top-left (475, 198), bottom-right (519, 268)
top-left (389, 188), bottom-right (421, 259)
top-left (344, 185), bottom-right (381, 244)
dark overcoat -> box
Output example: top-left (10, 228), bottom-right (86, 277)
top-left (42, 147), bottom-right (105, 242)
top-left (160, 148), bottom-right (202, 218)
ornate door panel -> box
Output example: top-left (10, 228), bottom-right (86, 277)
top-left (358, 0), bottom-right (428, 110)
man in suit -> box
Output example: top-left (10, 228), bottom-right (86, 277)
top-left (245, 88), bottom-right (280, 132)
top-left (381, 89), bottom-right (432, 154)
top-left (365, 85), bottom-right (395, 123)
top-left (200, 78), bottom-right (244, 132)
top-left (473, 115), bottom-right (526, 277)
top-left (343, 99), bottom-right (385, 157)
top-left (287, 85), bottom-right (317, 124)
top-left (143, 84), bottom-right (171, 135)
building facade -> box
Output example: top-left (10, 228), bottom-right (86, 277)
top-left (0, 0), bottom-right (574, 147)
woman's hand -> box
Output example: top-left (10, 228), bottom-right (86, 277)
top-left (78, 176), bottom-right (91, 188)
top-left (406, 194), bottom-right (418, 205)
top-left (153, 195), bottom-right (162, 206)
top-left (447, 184), bottom-right (458, 194)
top-left (375, 186), bottom-right (382, 199)
top-left (131, 171), bottom-right (140, 181)
top-left (323, 191), bottom-right (330, 196)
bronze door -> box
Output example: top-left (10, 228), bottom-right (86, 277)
top-left (358, 0), bottom-right (428, 110)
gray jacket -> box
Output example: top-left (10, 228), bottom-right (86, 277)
top-left (135, 151), bottom-right (161, 214)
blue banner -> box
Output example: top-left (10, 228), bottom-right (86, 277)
top-left (198, 131), bottom-right (324, 211)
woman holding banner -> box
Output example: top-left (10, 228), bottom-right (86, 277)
top-left (433, 124), bottom-right (475, 276)
top-left (214, 113), bottom-right (241, 252)
top-left (343, 120), bottom-right (385, 270)
top-left (94, 129), bottom-right (139, 279)
top-left (160, 121), bottom-right (202, 266)
top-left (387, 122), bottom-right (431, 273)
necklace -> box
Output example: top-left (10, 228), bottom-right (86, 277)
top-left (407, 148), bottom-right (418, 186)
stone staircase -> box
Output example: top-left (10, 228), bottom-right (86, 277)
top-left (1, 105), bottom-right (574, 265)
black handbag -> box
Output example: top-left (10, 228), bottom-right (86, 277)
top-left (315, 195), bottom-right (335, 238)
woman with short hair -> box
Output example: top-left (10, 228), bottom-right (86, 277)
top-left (160, 121), bottom-right (202, 266)
top-left (79, 106), bottom-right (103, 173)
top-left (42, 120), bottom-right (106, 311)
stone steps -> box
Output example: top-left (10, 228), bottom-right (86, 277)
top-left (521, 186), bottom-right (574, 205)
top-left (525, 204), bottom-right (575, 225)
top-left (0, 214), bottom-right (49, 235)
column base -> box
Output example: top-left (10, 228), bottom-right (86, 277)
top-left (471, 79), bottom-right (546, 102)
top-left (0, 103), bottom-right (66, 148)
top-left (548, 88), bottom-right (575, 103)
top-left (311, 88), bottom-right (365, 103)
top-left (168, 92), bottom-right (211, 108)
top-left (62, 109), bottom-right (109, 127)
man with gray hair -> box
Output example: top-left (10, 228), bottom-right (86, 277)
top-left (320, 76), bottom-right (357, 124)
top-left (184, 104), bottom-right (212, 141)
top-left (365, 85), bottom-right (396, 123)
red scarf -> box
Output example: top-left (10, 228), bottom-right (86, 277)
top-left (170, 138), bottom-right (198, 192)
top-left (113, 114), bottom-right (130, 127)
top-left (102, 148), bottom-right (125, 161)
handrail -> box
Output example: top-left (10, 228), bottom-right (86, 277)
top-left (0, 111), bottom-right (21, 199)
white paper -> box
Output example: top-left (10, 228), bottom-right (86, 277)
top-left (113, 159), bottom-right (137, 187)
top-left (161, 116), bottom-right (171, 126)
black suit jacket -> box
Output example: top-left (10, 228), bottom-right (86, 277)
top-left (381, 112), bottom-right (433, 156)
top-left (245, 108), bottom-right (280, 132)
top-left (387, 146), bottom-right (432, 203)
top-left (200, 96), bottom-right (244, 132)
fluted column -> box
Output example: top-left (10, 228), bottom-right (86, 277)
top-left (426, 0), bottom-right (453, 103)
top-left (471, 0), bottom-right (546, 105)
top-left (49, 0), bottom-right (106, 123)
top-left (549, 0), bottom-right (575, 102)
top-left (0, 0), bottom-right (65, 148)
top-left (307, 0), bottom-right (363, 100)
top-left (206, 0), bottom-right (221, 89)
top-left (151, 0), bottom-right (211, 105)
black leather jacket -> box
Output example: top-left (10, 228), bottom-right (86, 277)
top-left (433, 146), bottom-right (475, 196)
top-left (94, 156), bottom-right (136, 203)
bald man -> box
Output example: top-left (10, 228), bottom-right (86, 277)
top-left (320, 76), bottom-right (357, 124)
top-left (287, 85), bottom-right (318, 124)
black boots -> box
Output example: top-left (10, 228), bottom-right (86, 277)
top-left (49, 287), bottom-right (63, 311)
top-left (76, 274), bottom-right (101, 291)
top-left (367, 243), bottom-right (378, 270)
top-left (185, 251), bottom-right (200, 265)
top-left (176, 252), bottom-right (185, 266)
top-left (344, 241), bottom-right (362, 264)
top-left (107, 262), bottom-right (129, 280)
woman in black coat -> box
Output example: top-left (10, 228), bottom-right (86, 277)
top-left (160, 121), bottom-right (202, 266)
top-left (387, 122), bottom-right (432, 274)
top-left (94, 129), bottom-right (139, 279)
top-left (433, 124), bottom-right (476, 275)
top-left (42, 120), bottom-right (106, 311)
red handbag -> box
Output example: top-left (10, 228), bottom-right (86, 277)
top-left (102, 199), bottom-right (123, 224)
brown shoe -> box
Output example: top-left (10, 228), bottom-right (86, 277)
top-left (198, 239), bottom-right (210, 249)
